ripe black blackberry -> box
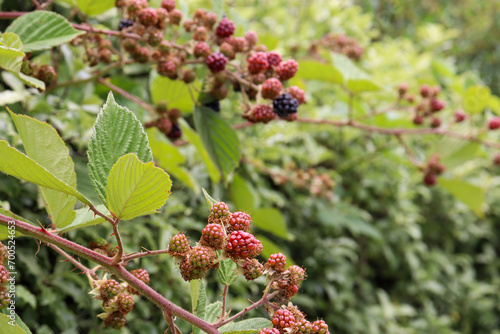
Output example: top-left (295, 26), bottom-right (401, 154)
top-left (273, 93), bottom-right (299, 118)
top-left (118, 19), bottom-right (134, 31)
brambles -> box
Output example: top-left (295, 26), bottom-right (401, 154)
top-left (273, 93), bottom-right (299, 118)
top-left (200, 223), bottom-right (226, 249)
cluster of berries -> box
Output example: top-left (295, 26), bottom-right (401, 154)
top-left (70, 30), bottom-right (116, 66)
top-left (259, 304), bottom-right (330, 334)
top-left (270, 164), bottom-right (335, 199)
top-left (396, 83), bottom-right (447, 127)
top-left (167, 201), bottom-right (265, 281)
top-left (20, 58), bottom-right (58, 86)
top-left (422, 154), bottom-right (446, 187)
top-left (309, 32), bottom-right (364, 61)
top-left (145, 103), bottom-right (183, 140)
top-left (89, 268), bottom-right (149, 330)
top-left (0, 242), bottom-right (11, 309)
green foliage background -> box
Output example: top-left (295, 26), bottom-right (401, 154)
top-left (0, 0), bottom-right (499, 333)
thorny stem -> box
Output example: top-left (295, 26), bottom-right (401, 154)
top-left (215, 291), bottom-right (279, 328)
top-left (97, 78), bottom-right (156, 116)
top-left (219, 285), bottom-right (229, 322)
top-left (110, 218), bottom-right (124, 265)
top-left (0, 214), bottom-right (219, 334)
top-left (122, 248), bottom-right (171, 262)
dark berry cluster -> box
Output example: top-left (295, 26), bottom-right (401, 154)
top-left (145, 106), bottom-right (183, 140)
top-left (20, 59), bottom-right (58, 86)
top-left (397, 83), bottom-right (447, 127)
top-left (422, 153), bottom-right (446, 187)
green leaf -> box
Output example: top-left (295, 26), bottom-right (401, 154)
top-left (150, 73), bottom-right (200, 113)
top-left (179, 119), bottom-right (220, 183)
top-left (6, 11), bottom-right (84, 52)
top-left (76, 0), bottom-right (115, 16)
top-left (230, 174), bottom-right (258, 213)
top-left (252, 208), bottom-right (288, 239)
top-left (296, 60), bottom-right (343, 84)
top-left (0, 140), bottom-right (91, 205)
top-left (439, 178), bottom-right (484, 217)
top-left (441, 141), bottom-right (481, 169)
top-left (13, 314), bottom-right (32, 334)
top-left (201, 188), bottom-right (217, 207)
top-left (148, 128), bottom-right (199, 192)
top-left (331, 53), bottom-right (380, 93)
top-left (190, 280), bottom-right (201, 313)
top-left (204, 301), bottom-right (223, 324)
top-left (0, 33), bottom-right (24, 73)
top-left (0, 314), bottom-right (26, 334)
top-left (88, 92), bottom-right (153, 206)
top-left (106, 153), bottom-right (171, 220)
top-left (211, 0), bottom-right (223, 19)
top-left (193, 106), bottom-right (241, 179)
top-left (9, 110), bottom-right (77, 228)
top-left (217, 259), bottom-right (238, 285)
top-left (59, 205), bottom-right (109, 232)
top-left (193, 281), bottom-right (207, 334)
top-left (219, 318), bottom-right (272, 334)
top-left (463, 85), bottom-right (491, 114)
top-left (16, 285), bottom-right (36, 309)
top-left (14, 72), bottom-right (45, 90)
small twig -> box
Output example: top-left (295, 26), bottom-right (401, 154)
top-left (97, 78), bottom-right (156, 116)
top-left (48, 243), bottom-right (99, 279)
top-left (122, 248), bottom-right (171, 262)
top-left (31, 0), bottom-right (41, 9)
top-left (88, 204), bottom-right (115, 224)
top-left (219, 285), bottom-right (229, 322)
top-left (226, 70), bottom-right (259, 92)
top-left (110, 218), bottom-right (124, 265)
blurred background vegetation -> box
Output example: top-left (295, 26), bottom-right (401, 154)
top-left (1, 0), bottom-right (499, 333)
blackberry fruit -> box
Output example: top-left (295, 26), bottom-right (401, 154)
top-left (248, 52), bottom-right (269, 74)
top-left (242, 259), bottom-right (264, 281)
top-left (118, 19), bottom-right (134, 31)
top-left (194, 41), bottom-right (211, 58)
top-left (104, 311), bottom-right (127, 330)
top-left (0, 287), bottom-right (10, 308)
top-left (266, 252), bottom-right (287, 272)
top-left (294, 320), bottom-right (313, 334)
top-left (273, 93), bottom-right (299, 118)
top-left (272, 309), bottom-right (295, 331)
top-left (226, 231), bottom-right (262, 259)
top-left (117, 293), bottom-right (135, 314)
top-left (179, 257), bottom-right (208, 281)
top-left (258, 329), bottom-right (280, 334)
top-left (287, 86), bottom-right (306, 105)
top-left (100, 279), bottom-right (121, 300)
top-left (189, 246), bottom-right (217, 268)
top-left (267, 52), bottom-right (282, 67)
top-left (168, 233), bottom-right (192, 256)
top-left (261, 78), bottom-right (282, 100)
top-left (250, 104), bottom-right (275, 123)
top-left (229, 212), bottom-right (251, 232)
top-left (311, 320), bottom-right (330, 334)
top-left (206, 52), bottom-right (228, 73)
top-left (276, 59), bottom-right (298, 81)
top-left (216, 18), bottom-right (236, 38)
top-left (201, 223), bottom-right (226, 250)
top-left (167, 123), bottom-right (182, 140)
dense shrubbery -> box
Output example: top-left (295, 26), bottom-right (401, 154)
top-left (0, 0), bottom-right (499, 333)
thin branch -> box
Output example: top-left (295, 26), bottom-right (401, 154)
top-left (226, 70), bottom-right (259, 92)
top-left (97, 78), bottom-right (156, 116)
top-left (122, 248), bottom-right (171, 262)
top-left (48, 243), bottom-right (99, 279)
top-left (110, 218), bottom-right (124, 265)
top-left (215, 291), bottom-right (278, 328)
top-left (395, 134), bottom-right (423, 168)
top-left (31, 0), bottom-right (41, 9)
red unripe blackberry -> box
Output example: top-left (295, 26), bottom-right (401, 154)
top-left (248, 52), bottom-right (269, 74)
top-left (193, 9), bottom-right (207, 23)
top-left (287, 86), bottom-right (306, 105)
top-left (267, 52), bottom-right (282, 67)
top-left (273, 93), bottom-right (299, 118)
top-left (229, 212), bottom-right (251, 231)
top-left (99, 49), bottom-right (113, 63)
top-left (37, 64), bottom-right (57, 85)
top-left (267, 252), bottom-right (287, 272)
top-left (420, 84), bottom-right (431, 98)
top-left (252, 73), bottom-right (267, 85)
top-left (210, 201), bottom-right (230, 218)
top-left (139, 8), bottom-right (159, 27)
top-left (131, 269), bottom-right (150, 284)
top-left (148, 29), bottom-right (164, 47)
top-left (311, 320), bottom-right (330, 334)
top-left (398, 82), bottom-right (408, 96)
top-left (0, 265), bottom-right (9, 284)
top-left (193, 26), bottom-right (208, 41)
top-left (127, 0), bottom-right (148, 17)
top-left (158, 59), bottom-right (178, 79)
top-left (216, 18), bottom-right (236, 38)
top-left (179, 257), bottom-right (208, 281)
top-left (276, 59), bottom-right (298, 81)
top-left (117, 293), bottom-right (135, 314)
top-left (430, 98), bottom-right (445, 112)
top-left (0, 287), bottom-right (10, 308)
top-left (104, 311), bottom-right (127, 330)
top-left (423, 172), bottom-right (437, 187)
top-left (413, 115), bottom-right (423, 125)
top-left (430, 117), bottom-right (441, 128)
top-left (285, 284), bottom-right (299, 299)
top-left (169, 9), bottom-right (183, 25)
top-left (206, 52), bottom-right (228, 73)
top-left (132, 46), bottom-right (150, 63)
top-left (250, 104), bottom-right (275, 123)
top-left (167, 123), bottom-right (182, 140)
top-left (156, 8), bottom-right (169, 28)
top-left (226, 231), bottom-right (262, 259)
top-left (261, 78), bottom-right (283, 99)
top-left (242, 259), bottom-right (264, 281)
top-left (294, 319), bottom-right (313, 334)
top-left (231, 37), bottom-right (248, 52)
top-left (161, 0), bottom-right (176, 11)
top-left (204, 12), bottom-right (218, 29)
top-left (245, 31), bottom-right (258, 48)
top-left (272, 309), bottom-right (295, 331)
top-left (201, 223), bottom-right (226, 249)
top-left (454, 109), bottom-right (466, 122)
top-left (194, 42), bottom-right (211, 58)
top-left (189, 246), bottom-right (217, 268)
top-left (258, 329), bottom-right (280, 334)
top-left (405, 93), bottom-right (415, 103)
top-left (100, 279), bottom-right (121, 300)
top-left (493, 153), bottom-right (500, 166)
top-left (168, 233), bottom-right (192, 256)
top-left (489, 117), bottom-right (500, 130)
